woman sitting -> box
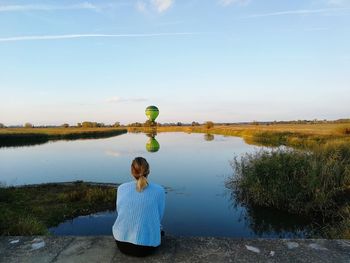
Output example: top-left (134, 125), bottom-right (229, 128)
top-left (112, 157), bottom-right (165, 257)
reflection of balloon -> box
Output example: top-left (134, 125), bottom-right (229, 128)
top-left (146, 137), bottom-right (160, 153)
top-left (145, 106), bottom-right (159, 122)
top-left (146, 131), bottom-right (157, 138)
top-left (204, 133), bottom-right (214, 141)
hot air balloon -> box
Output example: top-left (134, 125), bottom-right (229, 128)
top-left (145, 106), bottom-right (159, 122)
top-left (146, 137), bottom-right (160, 153)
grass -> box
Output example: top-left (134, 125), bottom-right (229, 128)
top-left (0, 127), bottom-right (127, 147)
top-left (128, 123), bottom-right (350, 150)
top-left (226, 141), bottom-right (350, 238)
top-left (336, 125), bottom-right (350, 135)
top-left (0, 181), bottom-right (117, 235)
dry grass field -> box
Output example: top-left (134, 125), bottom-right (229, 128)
top-left (128, 123), bottom-right (350, 148)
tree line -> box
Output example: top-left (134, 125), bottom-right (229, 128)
top-left (1, 118), bottom-right (348, 129)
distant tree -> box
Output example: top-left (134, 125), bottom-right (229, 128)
top-left (62, 123), bottom-right (69, 128)
top-left (82, 121), bottom-right (92, 128)
top-left (82, 121), bottom-right (99, 128)
top-left (128, 122), bottom-right (142, 127)
top-left (144, 120), bottom-right (157, 127)
top-left (0, 123), bottom-right (5, 128)
top-left (113, 122), bottom-right (120, 128)
top-left (204, 121), bottom-right (214, 129)
top-left (77, 123), bottom-right (82, 128)
top-left (82, 122), bottom-right (90, 128)
top-left (24, 123), bottom-right (33, 128)
top-left (97, 123), bottom-right (105, 127)
top-left (177, 122), bottom-right (182, 126)
top-left (191, 121), bottom-right (200, 126)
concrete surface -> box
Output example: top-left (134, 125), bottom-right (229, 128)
top-left (1, 236), bottom-right (349, 263)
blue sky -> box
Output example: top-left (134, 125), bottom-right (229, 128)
top-left (0, 0), bottom-right (349, 125)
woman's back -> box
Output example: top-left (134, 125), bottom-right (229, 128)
top-left (112, 181), bottom-right (165, 247)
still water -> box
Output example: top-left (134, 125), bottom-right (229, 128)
top-left (0, 132), bottom-right (310, 238)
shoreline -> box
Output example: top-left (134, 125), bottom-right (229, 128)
top-left (0, 128), bottom-right (127, 147)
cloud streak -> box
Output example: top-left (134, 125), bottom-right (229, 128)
top-left (243, 7), bottom-right (350, 18)
top-left (0, 33), bottom-right (197, 43)
top-left (0, 2), bottom-right (98, 12)
top-left (106, 97), bottom-right (148, 103)
top-left (327, 0), bottom-right (350, 6)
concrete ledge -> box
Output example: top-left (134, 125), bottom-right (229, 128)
top-left (1, 236), bottom-right (350, 263)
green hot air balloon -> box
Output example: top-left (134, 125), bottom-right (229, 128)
top-left (145, 106), bottom-right (159, 122)
top-left (146, 137), bottom-right (160, 153)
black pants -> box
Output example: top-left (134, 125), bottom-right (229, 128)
top-left (115, 240), bottom-right (157, 257)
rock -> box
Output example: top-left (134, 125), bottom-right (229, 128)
top-left (286, 241), bottom-right (299, 249)
top-left (245, 245), bottom-right (260, 253)
top-left (308, 243), bottom-right (328, 251)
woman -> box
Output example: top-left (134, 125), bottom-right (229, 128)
top-left (112, 157), bottom-right (165, 257)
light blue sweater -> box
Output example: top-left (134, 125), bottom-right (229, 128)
top-left (112, 181), bottom-right (165, 247)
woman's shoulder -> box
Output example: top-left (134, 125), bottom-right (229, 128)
top-left (118, 181), bottom-right (135, 191)
top-left (148, 183), bottom-right (165, 193)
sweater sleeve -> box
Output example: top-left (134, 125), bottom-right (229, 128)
top-left (158, 187), bottom-right (165, 221)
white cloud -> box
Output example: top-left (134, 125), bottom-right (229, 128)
top-left (136, 0), bottom-right (173, 14)
top-left (0, 33), bottom-right (196, 43)
top-left (136, 1), bottom-right (148, 14)
top-left (219, 0), bottom-right (250, 6)
top-left (0, 2), bottom-right (98, 12)
top-left (151, 0), bottom-right (173, 13)
top-left (105, 150), bottom-right (121, 157)
top-left (106, 96), bottom-right (122, 103)
top-left (106, 96), bottom-right (148, 103)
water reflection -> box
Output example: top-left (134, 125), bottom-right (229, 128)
top-left (204, 133), bottom-right (214, 141)
top-left (228, 195), bottom-right (310, 238)
top-left (145, 132), bottom-right (160, 153)
top-left (0, 136), bottom-right (49, 148)
top-left (225, 181), bottom-right (347, 238)
top-left (0, 130), bottom-right (127, 148)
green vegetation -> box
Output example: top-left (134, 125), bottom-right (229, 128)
top-left (0, 182), bottom-right (117, 235)
top-left (81, 121), bottom-right (106, 128)
top-left (226, 142), bottom-right (350, 238)
top-left (0, 128), bottom-right (127, 147)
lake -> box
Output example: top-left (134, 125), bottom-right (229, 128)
top-left (0, 132), bottom-right (311, 238)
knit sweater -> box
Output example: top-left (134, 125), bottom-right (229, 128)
top-left (112, 181), bottom-right (165, 247)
